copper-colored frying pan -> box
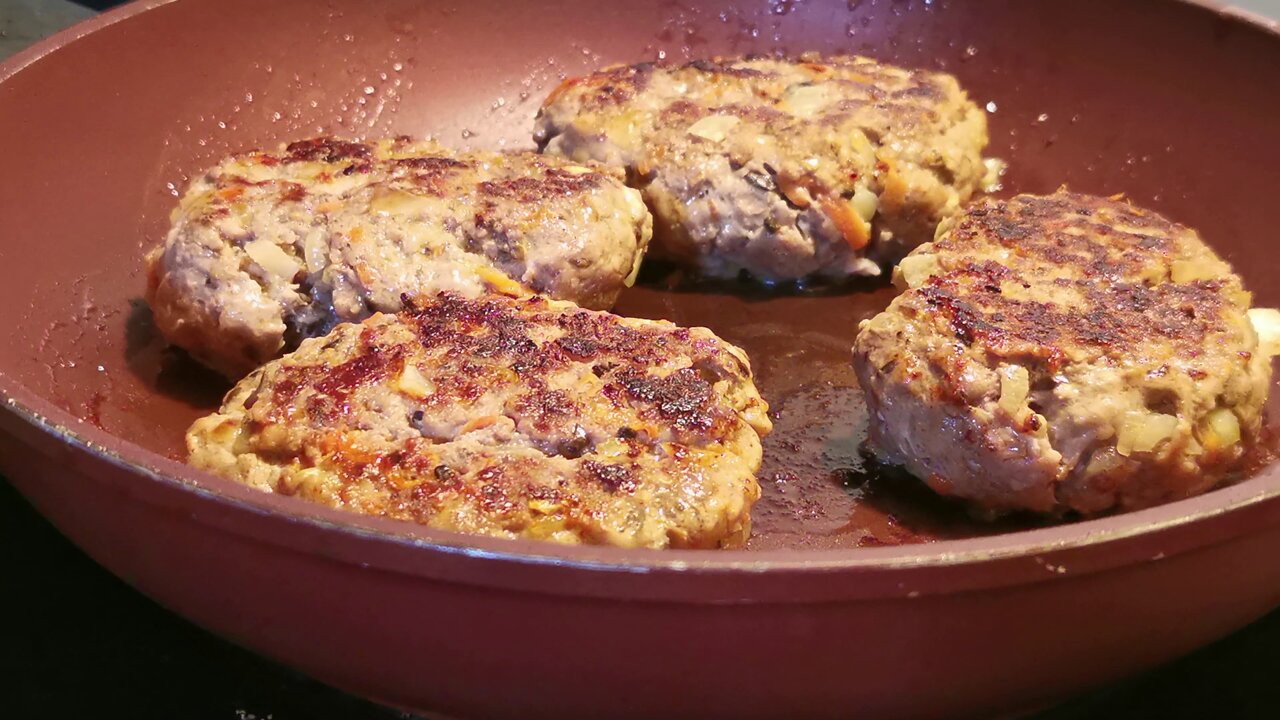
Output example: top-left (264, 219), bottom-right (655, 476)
top-left (3, 0), bottom-right (1280, 717)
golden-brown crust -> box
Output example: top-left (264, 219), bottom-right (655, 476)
top-left (854, 191), bottom-right (1271, 515)
top-left (475, 167), bottom-right (606, 202)
top-left (552, 53), bottom-right (956, 139)
top-left (187, 293), bottom-right (771, 548)
top-left (263, 294), bottom-right (746, 443)
top-left (146, 137), bottom-right (653, 377)
top-left (536, 53), bottom-right (992, 281)
top-left (915, 193), bottom-right (1243, 373)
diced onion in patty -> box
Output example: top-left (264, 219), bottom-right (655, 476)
top-left (244, 239), bottom-right (300, 279)
top-left (687, 115), bottom-right (740, 143)
top-left (1248, 308), bottom-right (1280, 357)
top-left (1116, 412), bottom-right (1179, 456)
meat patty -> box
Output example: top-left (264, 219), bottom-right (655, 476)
top-left (146, 136), bottom-right (653, 378)
top-left (853, 191), bottom-right (1275, 515)
top-left (187, 292), bottom-right (772, 548)
top-left (535, 53), bottom-right (994, 282)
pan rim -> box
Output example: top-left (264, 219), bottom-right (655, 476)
top-left (6, 376), bottom-right (1280, 582)
top-left (2, 0), bottom-right (1279, 592)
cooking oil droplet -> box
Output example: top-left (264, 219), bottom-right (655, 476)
top-left (461, 129), bottom-right (473, 139)
top-left (1036, 112), bottom-right (1049, 123)
top-left (964, 45), bottom-right (978, 59)
top-left (392, 62), bottom-right (404, 72)
top-left (217, 121), bottom-right (227, 129)
top-left (363, 85), bottom-right (375, 95)
top-left (985, 101), bottom-right (998, 113)
top-left (165, 182), bottom-right (178, 196)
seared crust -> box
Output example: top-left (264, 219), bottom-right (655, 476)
top-left (536, 54), bottom-right (992, 281)
top-left (853, 191), bottom-right (1272, 515)
top-left (918, 194), bottom-right (1236, 366)
top-left (187, 293), bottom-right (772, 548)
top-left (146, 137), bottom-right (653, 378)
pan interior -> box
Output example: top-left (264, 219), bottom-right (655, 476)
top-left (2, 0), bottom-right (1279, 552)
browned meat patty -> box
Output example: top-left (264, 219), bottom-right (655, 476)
top-left (853, 191), bottom-right (1276, 515)
top-left (535, 53), bottom-right (995, 283)
top-left (187, 293), bottom-right (772, 548)
top-left (146, 137), bottom-right (653, 378)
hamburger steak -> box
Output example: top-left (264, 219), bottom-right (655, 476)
top-left (535, 54), bottom-right (993, 282)
top-left (187, 293), bottom-right (772, 548)
top-left (146, 137), bottom-right (653, 378)
top-left (853, 191), bottom-right (1277, 515)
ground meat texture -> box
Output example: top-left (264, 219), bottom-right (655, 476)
top-left (852, 191), bottom-right (1275, 516)
top-left (535, 54), bottom-right (994, 283)
top-left (146, 137), bottom-right (653, 378)
top-left (186, 293), bottom-right (772, 549)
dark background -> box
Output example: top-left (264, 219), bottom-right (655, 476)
top-left (3, 1), bottom-right (1280, 718)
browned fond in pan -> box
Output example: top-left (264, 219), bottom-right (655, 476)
top-left (2, 1), bottom-right (1280, 718)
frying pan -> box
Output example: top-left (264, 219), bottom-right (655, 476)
top-left (3, 0), bottom-right (1280, 717)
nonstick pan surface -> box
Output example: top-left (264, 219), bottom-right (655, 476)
top-left (3, 0), bottom-right (1280, 717)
